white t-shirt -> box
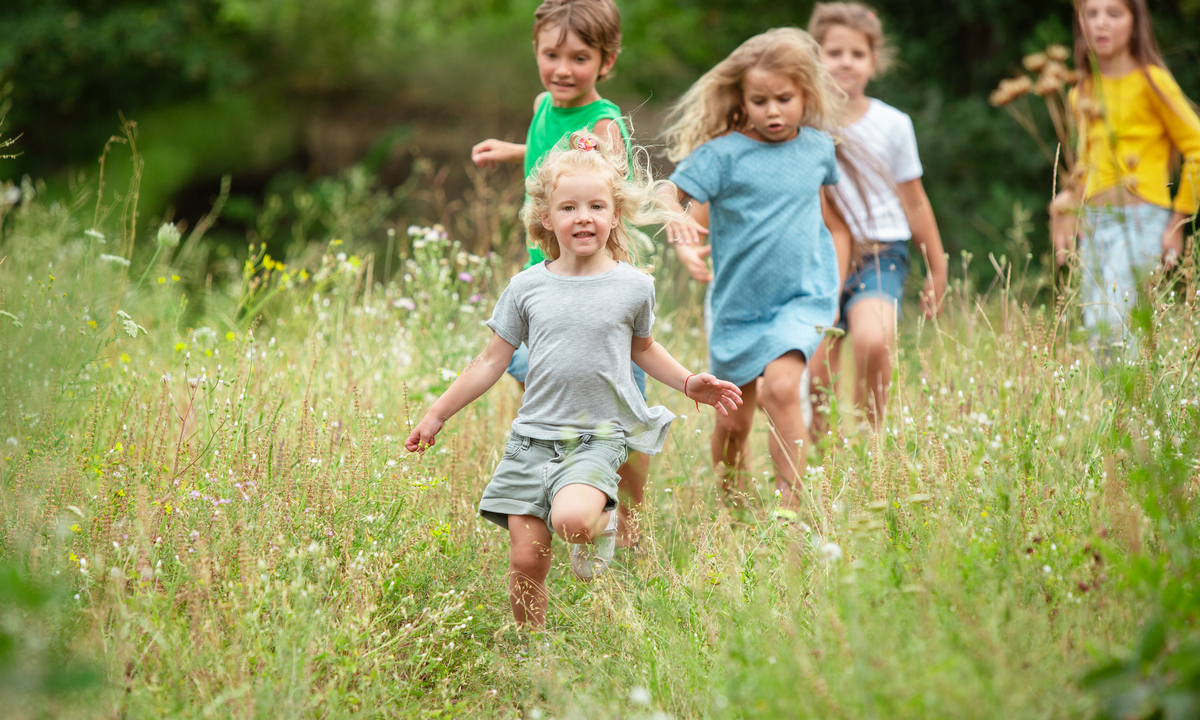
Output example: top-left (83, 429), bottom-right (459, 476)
top-left (836, 98), bottom-right (924, 243)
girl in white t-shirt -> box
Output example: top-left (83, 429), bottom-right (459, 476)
top-left (807, 2), bottom-right (948, 431)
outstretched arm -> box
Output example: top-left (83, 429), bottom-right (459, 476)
top-left (471, 139), bottom-right (525, 168)
top-left (896, 178), bottom-right (948, 318)
top-left (405, 333), bottom-right (517, 452)
top-left (657, 182), bottom-right (709, 246)
top-left (631, 335), bottom-right (742, 415)
top-left (821, 188), bottom-right (853, 283)
top-left (674, 201), bottom-right (713, 282)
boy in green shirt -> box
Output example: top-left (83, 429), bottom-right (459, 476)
top-left (471, 0), bottom-right (645, 547)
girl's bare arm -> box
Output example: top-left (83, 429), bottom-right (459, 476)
top-left (406, 333), bottom-right (517, 451)
top-left (630, 335), bottom-right (742, 415)
top-left (895, 178), bottom-right (948, 317)
top-left (1049, 188), bottom-right (1079, 267)
top-left (657, 183), bottom-right (709, 245)
top-left (674, 201), bottom-right (713, 281)
top-left (821, 188), bottom-right (853, 283)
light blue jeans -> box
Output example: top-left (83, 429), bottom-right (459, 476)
top-left (1080, 203), bottom-right (1173, 345)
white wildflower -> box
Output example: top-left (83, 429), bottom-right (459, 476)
top-left (99, 254), bottom-right (131, 268)
top-left (629, 687), bottom-right (651, 706)
top-left (819, 542), bottom-right (842, 562)
top-left (157, 222), bottom-right (181, 247)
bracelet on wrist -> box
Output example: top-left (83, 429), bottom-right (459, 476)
top-left (683, 373), bottom-right (700, 411)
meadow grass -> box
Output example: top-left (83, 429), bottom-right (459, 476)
top-left (1, 173), bottom-right (1197, 719)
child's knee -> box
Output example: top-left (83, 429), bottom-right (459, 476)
top-left (551, 505), bottom-right (602, 543)
top-left (509, 540), bottom-right (551, 578)
top-left (759, 373), bottom-right (801, 411)
top-left (853, 332), bottom-right (893, 367)
top-left (716, 409), bottom-right (754, 438)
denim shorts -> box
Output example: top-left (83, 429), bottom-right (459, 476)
top-left (1080, 203), bottom-right (1173, 342)
top-left (836, 242), bottom-right (910, 331)
top-left (479, 432), bottom-right (626, 534)
top-left (507, 343), bottom-right (647, 397)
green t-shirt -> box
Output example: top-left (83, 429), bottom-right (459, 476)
top-left (522, 94), bottom-right (629, 266)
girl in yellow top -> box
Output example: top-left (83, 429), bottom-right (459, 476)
top-left (1054, 0), bottom-right (1200, 344)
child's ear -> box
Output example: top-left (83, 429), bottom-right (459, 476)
top-left (598, 51), bottom-right (617, 81)
top-left (540, 213), bottom-right (553, 232)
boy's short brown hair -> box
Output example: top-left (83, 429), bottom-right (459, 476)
top-left (532, 0), bottom-right (622, 78)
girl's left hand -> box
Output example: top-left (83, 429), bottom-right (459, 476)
top-left (1162, 214), bottom-right (1187, 269)
top-left (684, 374), bottom-right (743, 415)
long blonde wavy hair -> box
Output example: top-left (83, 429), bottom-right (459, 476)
top-left (661, 27), bottom-right (846, 162)
top-left (522, 130), bottom-right (679, 266)
top-left (660, 27), bottom-right (876, 256)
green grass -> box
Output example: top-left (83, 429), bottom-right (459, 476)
top-left (1, 171), bottom-right (1198, 719)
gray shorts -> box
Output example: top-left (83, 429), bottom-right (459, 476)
top-left (479, 432), bottom-right (626, 533)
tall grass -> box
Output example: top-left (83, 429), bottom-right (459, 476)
top-left (1, 162), bottom-right (1197, 719)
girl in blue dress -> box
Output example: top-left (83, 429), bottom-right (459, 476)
top-left (659, 27), bottom-right (854, 506)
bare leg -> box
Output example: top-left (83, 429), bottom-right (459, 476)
top-left (508, 516), bottom-right (552, 628)
top-left (712, 378), bottom-right (758, 500)
top-left (550, 483), bottom-right (612, 544)
top-left (847, 299), bottom-right (898, 429)
top-left (808, 337), bottom-right (842, 438)
top-left (758, 351), bottom-right (810, 506)
top-left (616, 452), bottom-right (648, 548)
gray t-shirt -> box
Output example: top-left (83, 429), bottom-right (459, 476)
top-left (486, 261), bottom-right (675, 454)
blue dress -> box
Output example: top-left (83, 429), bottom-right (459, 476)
top-left (670, 129), bottom-right (842, 387)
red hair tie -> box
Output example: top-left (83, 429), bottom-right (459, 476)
top-left (575, 136), bottom-right (597, 151)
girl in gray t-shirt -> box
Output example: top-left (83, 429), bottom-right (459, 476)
top-left (406, 132), bottom-right (742, 628)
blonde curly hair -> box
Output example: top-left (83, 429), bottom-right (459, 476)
top-left (522, 129), bottom-right (679, 265)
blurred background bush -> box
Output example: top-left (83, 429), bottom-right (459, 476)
top-left (2, 0), bottom-right (1198, 283)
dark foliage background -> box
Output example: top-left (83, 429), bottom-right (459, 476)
top-left (1, 0), bottom-right (1198, 279)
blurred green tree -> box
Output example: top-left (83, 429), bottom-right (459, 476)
top-left (0, 0), bottom-right (1196, 279)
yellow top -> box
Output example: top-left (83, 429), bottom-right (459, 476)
top-left (1071, 65), bottom-right (1200, 215)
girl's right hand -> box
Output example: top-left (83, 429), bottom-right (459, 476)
top-left (405, 415), bottom-right (445, 453)
top-left (471, 139), bottom-right (522, 168)
top-left (1049, 190), bottom-right (1078, 267)
top-left (674, 243), bottom-right (712, 282)
top-left (665, 216), bottom-right (709, 245)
